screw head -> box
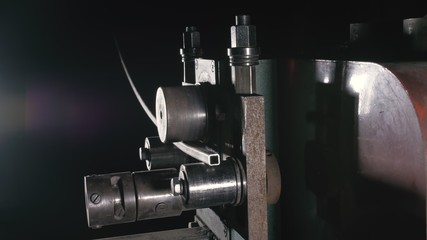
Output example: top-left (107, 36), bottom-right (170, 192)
top-left (90, 193), bottom-right (101, 204)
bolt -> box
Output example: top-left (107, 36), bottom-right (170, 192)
top-left (90, 193), bottom-right (101, 204)
top-left (211, 61), bottom-right (215, 72)
top-left (230, 15), bottom-right (257, 48)
top-left (171, 177), bottom-right (183, 196)
top-left (183, 26), bottom-right (201, 49)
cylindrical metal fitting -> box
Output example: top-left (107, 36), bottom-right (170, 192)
top-left (140, 136), bottom-right (190, 170)
top-left (84, 172), bottom-right (137, 229)
top-left (180, 26), bottom-right (203, 84)
top-left (180, 26), bottom-right (202, 60)
top-left (403, 16), bottom-right (427, 52)
top-left (84, 169), bottom-right (184, 228)
top-left (227, 48), bottom-right (260, 66)
top-left (236, 15), bottom-right (251, 25)
top-left (228, 15), bottom-right (259, 67)
top-left (228, 15), bottom-right (260, 94)
top-left (133, 168), bottom-right (184, 220)
top-left (155, 86), bottom-right (207, 143)
top-left (178, 158), bottom-right (246, 209)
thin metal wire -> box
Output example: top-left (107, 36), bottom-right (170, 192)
top-left (114, 38), bottom-right (157, 125)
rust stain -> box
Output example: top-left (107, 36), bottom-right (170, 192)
top-left (412, 97), bottom-right (427, 142)
top-left (413, 100), bottom-right (426, 123)
top-left (390, 65), bottom-right (427, 141)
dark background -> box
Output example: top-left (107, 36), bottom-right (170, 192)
top-left (0, 1), bottom-right (426, 239)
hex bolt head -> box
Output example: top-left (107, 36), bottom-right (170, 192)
top-left (171, 177), bottom-right (183, 196)
top-left (230, 25), bottom-right (257, 48)
top-left (183, 26), bottom-right (201, 49)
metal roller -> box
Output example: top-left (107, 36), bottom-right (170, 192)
top-left (173, 158), bottom-right (246, 209)
top-left (140, 136), bottom-right (190, 170)
top-left (133, 168), bottom-right (184, 221)
top-left (155, 86), bottom-right (207, 143)
top-left (84, 172), bottom-right (137, 229)
top-left (84, 169), bottom-right (184, 228)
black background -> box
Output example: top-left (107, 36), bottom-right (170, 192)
top-left (0, 1), bottom-right (426, 239)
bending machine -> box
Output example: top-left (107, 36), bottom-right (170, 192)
top-left (83, 14), bottom-right (427, 239)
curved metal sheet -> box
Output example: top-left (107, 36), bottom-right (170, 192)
top-left (344, 61), bottom-right (425, 198)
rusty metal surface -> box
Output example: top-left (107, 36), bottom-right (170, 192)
top-left (382, 62), bottom-right (427, 235)
top-left (241, 95), bottom-right (267, 240)
top-left (384, 62), bottom-right (427, 144)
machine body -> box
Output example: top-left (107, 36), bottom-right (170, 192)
top-left (84, 15), bottom-right (278, 240)
top-left (83, 14), bottom-right (427, 240)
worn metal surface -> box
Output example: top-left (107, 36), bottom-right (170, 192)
top-left (241, 95), bottom-right (267, 240)
top-left (96, 227), bottom-right (212, 240)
